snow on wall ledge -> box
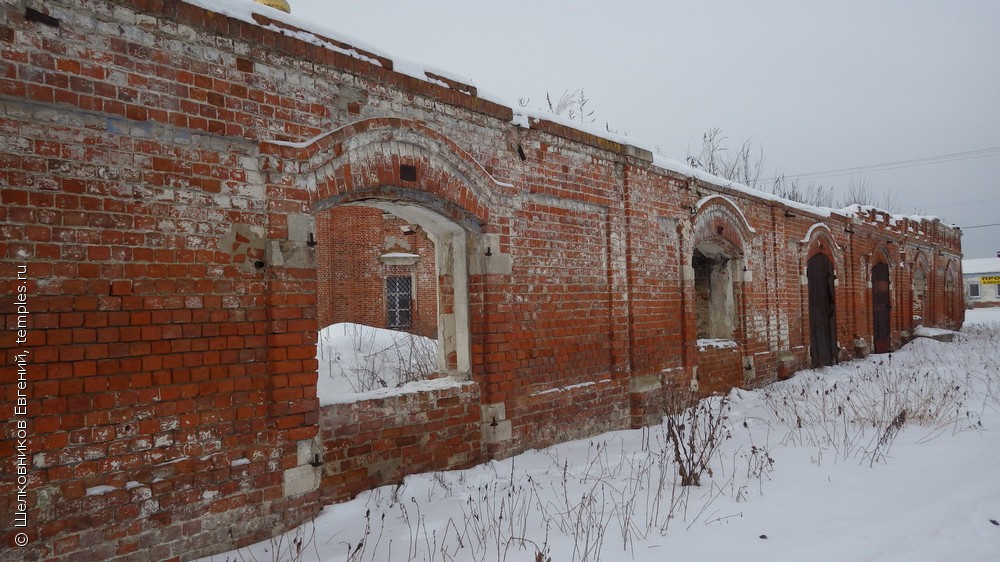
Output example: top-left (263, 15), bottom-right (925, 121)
top-left (181, 1), bottom-right (952, 229)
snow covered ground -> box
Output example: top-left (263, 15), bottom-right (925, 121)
top-left (315, 323), bottom-right (438, 404)
top-left (205, 309), bottom-right (1000, 561)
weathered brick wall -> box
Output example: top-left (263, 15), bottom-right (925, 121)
top-left (0, 0), bottom-right (965, 560)
top-left (696, 345), bottom-right (744, 396)
top-left (315, 206), bottom-right (437, 338)
top-left (316, 206), bottom-right (385, 331)
top-left (317, 383), bottom-right (481, 504)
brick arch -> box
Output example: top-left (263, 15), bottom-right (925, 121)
top-left (910, 253), bottom-right (931, 329)
top-left (689, 196), bottom-right (755, 257)
top-left (800, 224), bottom-right (842, 366)
top-left (802, 223), bottom-right (842, 276)
top-left (262, 118), bottom-right (501, 227)
top-left (943, 259), bottom-right (961, 327)
top-left (260, 119), bottom-right (498, 378)
top-left (911, 252), bottom-right (931, 296)
top-left (871, 244), bottom-right (894, 268)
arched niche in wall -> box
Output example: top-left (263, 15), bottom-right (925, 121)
top-left (910, 253), bottom-right (930, 329)
top-left (943, 259), bottom-right (960, 327)
top-left (687, 196), bottom-right (755, 342)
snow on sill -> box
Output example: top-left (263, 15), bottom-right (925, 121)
top-left (86, 485), bottom-right (118, 497)
top-left (381, 252), bottom-right (420, 259)
top-left (697, 339), bottom-right (738, 350)
top-left (231, 458), bottom-right (250, 467)
top-left (125, 481), bottom-right (144, 490)
top-left (530, 379), bottom-right (612, 397)
top-left (913, 326), bottom-right (956, 338)
top-left (153, 456), bottom-right (189, 467)
top-left (322, 377), bottom-right (473, 406)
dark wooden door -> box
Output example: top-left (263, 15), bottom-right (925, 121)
top-left (807, 254), bottom-right (837, 367)
top-left (872, 262), bottom-right (891, 353)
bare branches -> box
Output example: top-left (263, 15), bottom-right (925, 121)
top-left (662, 385), bottom-right (732, 487)
top-left (686, 128), bottom-right (902, 211)
top-left (545, 89), bottom-right (595, 124)
top-left (839, 175), bottom-right (901, 211)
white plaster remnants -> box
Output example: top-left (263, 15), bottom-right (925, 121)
top-left (530, 379), bottom-right (612, 397)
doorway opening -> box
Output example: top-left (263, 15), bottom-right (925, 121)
top-left (872, 261), bottom-right (891, 354)
top-left (807, 253), bottom-right (837, 367)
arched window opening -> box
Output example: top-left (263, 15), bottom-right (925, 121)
top-left (912, 265), bottom-right (927, 329)
top-left (314, 200), bottom-right (470, 396)
top-left (693, 242), bottom-right (736, 341)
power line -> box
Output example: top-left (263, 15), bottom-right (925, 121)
top-left (903, 196), bottom-right (1000, 212)
top-left (759, 145), bottom-right (1000, 183)
top-left (961, 222), bottom-right (1000, 230)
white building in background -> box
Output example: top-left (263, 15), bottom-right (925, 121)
top-left (963, 256), bottom-right (1000, 307)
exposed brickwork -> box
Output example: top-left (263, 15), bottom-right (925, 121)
top-left (696, 346), bottom-right (744, 396)
top-left (316, 206), bottom-right (437, 338)
top-left (317, 384), bottom-right (481, 503)
top-left (0, 1), bottom-right (964, 560)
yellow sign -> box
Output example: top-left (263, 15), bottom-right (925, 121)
top-left (981, 275), bottom-right (1000, 285)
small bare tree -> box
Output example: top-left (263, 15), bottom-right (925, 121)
top-left (686, 128), bottom-right (908, 210)
top-left (545, 89), bottom-right (595, 124)
top-left (522, 88), bottom-right (627, 137)
top-left (770, 175), bottom-right (835, 207)
top-left (837, 175), bottom-right (901, 212)
top-left (661, 383), bottom-right (732, 487)
top-left (685, 128), bottom-right (764, 189)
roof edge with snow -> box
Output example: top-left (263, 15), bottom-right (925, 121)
top-left (180, 1), bottom-right (953, 232)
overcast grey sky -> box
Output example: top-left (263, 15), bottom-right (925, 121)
top-left (290, 0), bottom-right (1000, 258)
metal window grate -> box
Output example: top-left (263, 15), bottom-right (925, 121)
top-left (386, 276), bottom-right (412, 328)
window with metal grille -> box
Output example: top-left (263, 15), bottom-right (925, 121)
top-left (386, 276), bottom-right (412, 328)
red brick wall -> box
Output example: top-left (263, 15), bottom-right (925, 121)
top-left (316, 206), bottom-right (437, 338)
top-left (0, 1), bottom-right (965, 560)
top-left (317, 206), bottom-right (385, 331)
top-left (317, 384), bottom-right (481, 503)
top-left (696, 345), bottom-right (744, 396)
